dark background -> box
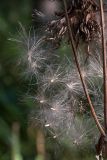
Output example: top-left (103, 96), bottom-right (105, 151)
top-left (0, 1), bottom-right (38, 160)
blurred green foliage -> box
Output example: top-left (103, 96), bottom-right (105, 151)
top-left (0, 1), bottom-right (96, 160)
top-left (0, 1), bottom-right (35, 160)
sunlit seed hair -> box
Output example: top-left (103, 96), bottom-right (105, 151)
top-left (16, 18), bottom-right (105, 150)
top-left (67, 117), bottom-right (98, 147)
top-left (10, 23), bottom-right (52, 77)
top-left (41, 64), bottom-right (66, 90)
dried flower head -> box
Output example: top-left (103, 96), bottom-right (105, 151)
top-left (45, 0), bottom-right (100, 49)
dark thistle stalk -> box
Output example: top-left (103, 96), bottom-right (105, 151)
top-left (99, 0), bottom-right (107, 135)
top-left (63, 0), bottom-right (105, 137)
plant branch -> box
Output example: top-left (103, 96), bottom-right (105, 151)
top-left (63, 0), bottom-right (106, 137)
top-left (99, 0), bottom-right (107, 134)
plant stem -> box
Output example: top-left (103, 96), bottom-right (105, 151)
top-left (99, 0), bottom-right (107, 134)
top-left (63, 0), bottom-right (105, 136)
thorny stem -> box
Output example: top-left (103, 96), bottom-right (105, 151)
top-left (63, 0), bottom-right (106, 137)
top-left (99, 0), bottom-right (107, 134)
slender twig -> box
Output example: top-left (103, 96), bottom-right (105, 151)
top-left (90, 0), bottom-right (99, 8)
top-left (63, 0), bottom-right (105, 136)
top-left (99, 0), bottom-right (107, 134)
